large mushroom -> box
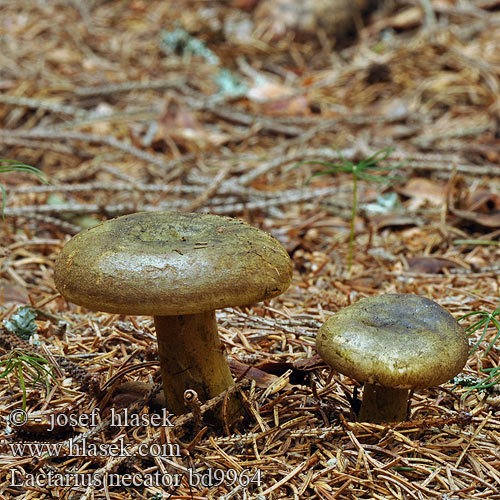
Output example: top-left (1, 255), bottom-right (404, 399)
top-left (316, 294), bottom-right (468, 423)
top-left (54, 211), bottom-right (292, 419)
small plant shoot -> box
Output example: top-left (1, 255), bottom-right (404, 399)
top-left (457, 303), bottom-right (500, 394)
top-left (294, 147), bottom-right (406, 271)
top-left (0, 349), bottom-right (58, 410)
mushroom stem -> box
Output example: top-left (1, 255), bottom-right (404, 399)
top-left (154, 311), bottom-right (240, 419)
top-left (358, 383), bottom-right (409, 423)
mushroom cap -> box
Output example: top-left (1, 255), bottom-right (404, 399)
top-left (54, 211), bottom-right (292, 315)
top-left (316, 294), bottom-right (468, 389)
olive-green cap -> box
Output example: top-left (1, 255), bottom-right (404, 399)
top-left (54, 211), bottom-right (292, 316)
top-left (316, 294), bottom-right (468, 389)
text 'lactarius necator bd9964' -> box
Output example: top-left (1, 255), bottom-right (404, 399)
top-left (316, 294), bottom-right (469, 423)
top-left (54, 211), bottom-right (293, 422)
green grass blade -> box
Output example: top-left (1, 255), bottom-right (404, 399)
top-left (355, 172), bottom-right (404, 183)
top-left (465, 317), bottom-right (488, 336)
top-left (459, 311), bottom-right (488, 321)
top-left (24, 358), bottom-right (57, 383)
top-left (0, 360), bottom-right (16, 378)
top-left (355, 148), bottom-right (393, 168)
top-left (484, 326), bottom-right (500, 357)
top-left (17, 363), bottom-right (27, 411)
top-left (469, 317), bottom-right (493, 355)
top-left (0, 165), bottom-right (49, 184)
top-left (334, 147), bottom-right (352, 167)
top-left (0, 183), bottom-right (6, 220)
top-left (297, 161), bottom-right (353, 173)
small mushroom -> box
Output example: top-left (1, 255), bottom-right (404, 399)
top-left (54, 211), bottom-right (292, 419)
top-left (316, 294), bottom-right (468, 423)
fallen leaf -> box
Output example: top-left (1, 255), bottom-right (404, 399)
top-left (374, 214), bottom-right (424, 230)
top-left (156, 97), bottom-right (230, 150)
top-left (450, 190), bottom-right (500, 228)
top-left (105, 381), bottom-right (166, 411)
top-left (292, 353), bottom-right (326, 371)
top-left (350, 273), bottom-right (385, 290)
top-left (253, 360), bottom-right (294, 374)
top-left (398, 178), bottom-right (446, 210)
top-left (407, 256), bottom-right (468, 274)
top-left (229, 358), bottom-right (296, 389)
top-left (450, 207), bottom-right (500, 228)
top-left (255, 355), bottom-right (326, 383)
top-left (467, 190), bottom-right (500, 213)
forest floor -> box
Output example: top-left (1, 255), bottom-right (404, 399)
top-left (0, 0), bottom-right (499, 499)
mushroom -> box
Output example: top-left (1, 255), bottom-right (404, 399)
top-left (316, 294), bottom-right (468, 423)
top-left (54, 211), bottom-right (292, 419)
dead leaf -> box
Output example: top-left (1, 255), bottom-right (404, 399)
top-left (467, 190), bottom-right (500, 213)
top-left (350, 273), bottom-right (385, 291)
top-left (292, 354), bottom-right (326, 371)
top-left (398, 178), bottom-right (446, 210)
top-left (155, 97), bottom-right (230, 150)
top-left (450, 190), bottom-right (500, 228)
top-left (229, 359), bottom-right (296, 389)
top-left (105, 381), bottom-right (166, 411)
top-left (450, 207), bottom-right (500, 228)
top-left (374, 214), bottom-right (424, 230)
top-left (253, 360), bottom-right (294, 374)
top-left (406, 256), bottom-right (468, 274)
top-left (255, 355), bottom-right (326, 384)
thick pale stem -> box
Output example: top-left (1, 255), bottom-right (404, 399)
top-left (358, 383), bottom-right (409, 423)
top-left (154, 311), bottom-right (240, 420)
